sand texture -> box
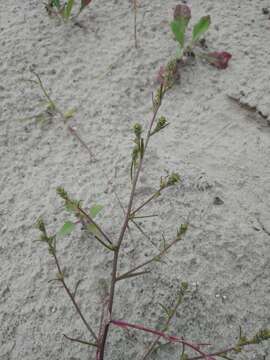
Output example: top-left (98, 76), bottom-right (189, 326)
top-left (0, 0), bottom-right (270, 359)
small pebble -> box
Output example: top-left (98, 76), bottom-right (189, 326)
top-left (1, 226), bottom-right (7, 234)
top-left (213, 196), bottom-right (224, 205)
top-left (262, 7), bottom-right (269, 15)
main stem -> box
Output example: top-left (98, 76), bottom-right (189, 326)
top-left (98, 90), bottom-right (163, 359)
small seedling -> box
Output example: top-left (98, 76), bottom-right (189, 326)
top-left (170, 4), bottom-right (231, 71)
top-left (46, 0), bottom-right (92, 21)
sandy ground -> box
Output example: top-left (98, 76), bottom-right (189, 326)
top-left (0, 0), bottom-right (270, 359)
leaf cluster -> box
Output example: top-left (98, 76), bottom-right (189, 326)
top-left (171, 5), bottom-right (211, 51)
top-left (46, 0), bottom-right (92, 20)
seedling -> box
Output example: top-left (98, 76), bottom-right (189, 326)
top-left (35, 4), bottom-right (269, 360)
top-left (170, 4), bottom-right (232, 70)
top-left (45, 0), bottom-right (92, 21)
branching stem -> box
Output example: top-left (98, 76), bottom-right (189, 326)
top-left (110, 319), bottom-right (216, 360)
top-left (63, 334), bottom-right (97, 347)
top-left (77, 205), bottom-right (113, 246)
top-left (188, 348), bottom-right (236, 360)
top-left (51, 251), bottom-right (98, 342)
top-left (140, 291), bottom-right (185, 359)
top-left (130, 189), bottom-right (162, 217)
top-left (31, 70), bottom-right (125, 227)
top-left (98, 87), bottom-right (169, 359)
top-left (116, 234), bottom-right (182, 282)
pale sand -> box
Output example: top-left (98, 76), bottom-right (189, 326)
top-left (0, 0), bottom-right (269, 359)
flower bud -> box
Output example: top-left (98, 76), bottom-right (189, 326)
top-left (133, 123), bottom-right (142, 138)
top-left (157, 59), bottom-right (180, 89)
top-left (37, 218), bottom-right (46, 233)
top-left (174, 4), bottom-right (191, 22)
top-left (157, 116), bottom-right (167, 128)
top-left (167, 172), bottom-right (181, 186)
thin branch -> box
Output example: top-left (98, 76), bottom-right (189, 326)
top-left (116, 270), bottom-right (150, 282)
top-left (188, 347), bottom-right (236, 360)
top-left (94, 235), bottom-right (116, 251)
top-left (96, 297), bottom-right (110, 360)
top-left (73, 279), bottom-right (84, 298)
top-left (51, 250), bottom-right (98, 342)
top-left (131, 219), bottom-right (170, 263)
top-left (133, 0), bottom-right (138, 48)
top-left (31, 70), bottom-right (55, 108)
top-left (117, 87), bottom-right (163, 249)
top-left (130, 189), bottom-right (162, 217)
top-left (188, 328), bottom-right (270, 360)
top-left (257, 217), bottom-right (270, 237)
top-left (67, 125), bottom-right (96, 159)
top-left (130, 219), bottom-right (166, 254)
top-left (31, 71), bottom-right (96, 158)
top-left (77, 205), bottom-right (113, 247)
top-left (131, 219), bottom-right (151, 241)
top-left (132, 214), bottom-right (159, 219)
top-left (74, 218), bottom-right (114, 251)
top-left (31, 70), bottom-right (125, 232)
top-left (116, 233), bottom-right (183, 282)
top-left (63, 334), bottom-right (97, 348)
top-left (116, 257), bottom-right (156, 282)
top-left (110, 319), bottom-right (216, 360)
top-left (140, 291), bottom-right (186, 359)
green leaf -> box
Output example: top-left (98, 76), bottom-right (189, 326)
top-left (46, 101), bottom-right (56, 111)
top-left (86, 223), bottom-right (101, 238)
top-left (64, 0), bottom-right (74, 19)
top-left (170, 19), bottom-right (187, 48)
top-left (52, 0), bottom-right (60, 8)
top-left (192, 15), bottom-right (211, 43)
top-left (58, 221), bottom-right (75, 237)
top-left (175, 46), bottom-right (183, 59)
top-left (64, 108), bottom-right (76, 120)
top-left (158, 303), bottom-right (171, 317)
top-left (89, 204), bottom-right (103, 218)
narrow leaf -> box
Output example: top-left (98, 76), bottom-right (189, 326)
top-left (89, 204), bottom-right (103, 218)
top-left (192, 15), bottom-right (211, 43)
top-left (64, 0), bottom-right (74, 19)
top-left (170, 20), bottom-right (187, 48)
top-left (58, 221), bottom-right (75, 237)
top-left (158, 303), bottom-right (171, 317)
top-left (64, 108), bottom-right (76, 120)
top-left (86, 223), bottom-right (101, 237)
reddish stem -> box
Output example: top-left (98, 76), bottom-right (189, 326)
top-left (110, 319), bottom-right (216, 360)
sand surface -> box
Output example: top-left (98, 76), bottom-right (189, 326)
top-left (0, 0), bottom-right (270, 359)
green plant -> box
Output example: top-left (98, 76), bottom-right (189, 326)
top-left (170, 4), bottom-right (231, 69)
top-left (46, 0), bottom-right (92, 21)
top-left (35, 4), bottom-right (269, 360)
